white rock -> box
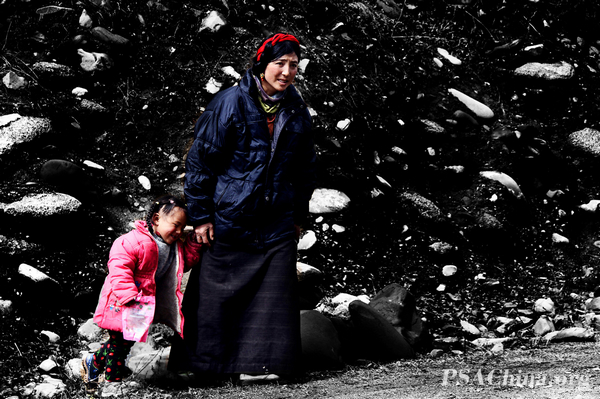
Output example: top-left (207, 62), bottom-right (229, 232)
top-left (376, 175), bottom-right (391, 187)
top-left (480, 171), bottom-right (524, 199)
top-left (79, 9), bottom-right (93, 28)
top-left (442, 265), bottom-right (457, 276)
top-left (138, 175), bottom-right (151, 190)
top-left (65, 358), bottom-right (82, 380)
top-left (331, 293), bottom-right (365, 306)
top-left (77, 318), bottom-right (104, 341)
top-left (552, 233), bottom-right (569, 244)
top-left (569, 128), bottom-right (600, 155)
top-left (445, 165), bottom-right (464, 173)
top-left (205, 77), bottom-right (222, 94)
top-left (332, 224), bottom-right (346, 233)
top-left (490, 342), bottom-right (504, 354)
top-left (471, 337), bottom-right (515, 347)
top-left (391, 146), bottom-right (406, 155)
top-left (41, 330), bottom-right (60, 343)
top-left (3, 71), bottom-right (26, 89)
top-left (221, 66), bottom-right (241, 80)
top-left (436, 284), bottom-right (446, 292)
top-left (433, 57), bottom-right (443, 68)
top-left (39, 358), bottom-right (58, 372)
top-left (0, 113), bottom-right (21, 127)
top-left (199, 10), bottom-right (226, 32)
top-left (18, 264), bottom-right (56, 283)
top-left (34, 376), bottom-right (66, 398)
top-left (580, 199), bottom-right (600, 212)
top-left (77, 49), bottom-right (112, 72)
top-left (83, 160), bottom-right (104, 170)
top-left (460, 320), bottom-right (481, 336)
top-left (127, 346), bottom-right (173, 380)
top-left (0, 115), bottom-right (52, 156)
top-left (4, 193), bottom-right (81, 217)
top-left (533, 298), bottom-right (555, 314)
top-left (437, 48), bottom-right (462, 65)
top-left (0, 299), bottom-right (13, 314)
top-left (309, 188), bottom-right (351, 213)
top-left (71, 87), bottom-right (88, 97)
top-left (296, 262), bottom-right (322, 281)
top-left (336, 118), bottom-right (351, 131)
top-left (298, 230), bottom-right (317, 250)
top-left (448, 88), bottom-right (494, 119)
top-left (514, 61), bottom-right (574, 80)
top-left (298, 58), bottom-right (310, 73)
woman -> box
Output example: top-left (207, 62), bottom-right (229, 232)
top-left (169, 33), bottom-right (316, 383)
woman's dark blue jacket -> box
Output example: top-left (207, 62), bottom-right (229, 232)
top-left (184, 70), bottom-right (316, 249)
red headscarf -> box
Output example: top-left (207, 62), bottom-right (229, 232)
top-left (255, 33), bottom-right (300, 62)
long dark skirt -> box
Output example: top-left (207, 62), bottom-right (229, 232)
top-left (169, 238), bottom-right (301, 376)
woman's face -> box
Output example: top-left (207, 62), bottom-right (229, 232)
top-left (261, 52), bottom-right (299, 96)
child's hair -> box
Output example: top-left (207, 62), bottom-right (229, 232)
top-left (146, 194), bottom-right (188, 235)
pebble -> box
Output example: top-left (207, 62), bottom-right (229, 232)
top-left (39, 358), bottom-right (58, 372)
top-left (205, 77), bottom-right (222, 94)
top-left (71, 87), bottom-right (88, 96)
top-left (83, 160), bottom-right (104, 170)
top-left (569, 128), bottom-right (600, 155)
top-left (3, 71), bottom-right (26, 89)
top-left (533, 298), bottom-right (555, 314)
top-left (309, 188), bottom-right (351, 213)
top-left (4, 193), bottom-right (82, 217)
top-left (138, 175), bottom-right (151, 190)
top-left (0, 115), bottom-right (52, 157)
top-left (296, 262), bottom-right (323, 282)
top-left (437, 47), bottom-right (462, 65)
top-left (0, 299), bottom-right (13, 314)
top-left (552, 232), bottom-right (569, 244)
top-left (460, 320), bottom-right (481, 336)
top-left (221, 66), bottom-right (241, 80)
top-left (448, 88), bottom-right (494, 119)
top-left (298, 230), bottom-right (317, 250)
top-left (579, 199), bottom-right (600, 212)
top-left (18, 264), bottom-right (57, 283)
top-left (79, 9), bottom-right (92, 28)
top-left (200, 10), bottom-right (227, 32)
top-left (41, 330), bottom-right (60, 343)
top-left (332, 224), bottom-right (346, 233)
top-left (514, 61), bottom-right (574, 80)
top-left (77, 49), bottom-right (112, 72)
top-left (336, 118), bottom-right (351, 131)
top-left (480, 171), bottom-right (524, 199)
top-left (442, 265), bottom-right (457, 276)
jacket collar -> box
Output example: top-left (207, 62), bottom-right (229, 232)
top-left (240, 70), bottom-right (304, 108)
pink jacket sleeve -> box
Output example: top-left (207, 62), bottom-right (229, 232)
top-left (182, 232), bottom-right (202, 273)
top-left (107, 235), bottom-right (140, 306)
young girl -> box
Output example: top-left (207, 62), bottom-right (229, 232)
top-left (82, 195), bottom-right (202, 394)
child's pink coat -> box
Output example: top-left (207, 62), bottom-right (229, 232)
top-left (93, 220), bottom-right (202, 339)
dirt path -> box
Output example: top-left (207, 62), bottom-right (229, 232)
top-left (198, 341), bottom-right (600, 399)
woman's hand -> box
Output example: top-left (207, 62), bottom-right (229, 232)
top-left (294, 224), bottom-right (302, 240)
top-left (195, 223), bottom-right (214, 246)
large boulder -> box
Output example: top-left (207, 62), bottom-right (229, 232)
top-left (348, 300), bottom-right (415, 362)
top-left (300, 310), bottom-right (344, 370)
top-left (369, 283), bottom-right (431, 351)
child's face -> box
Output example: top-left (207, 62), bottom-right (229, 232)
top-left (152, 207), bottom-right (187, 244)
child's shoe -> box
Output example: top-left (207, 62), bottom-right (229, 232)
top-left (81, 353), bottom-right (102, 390)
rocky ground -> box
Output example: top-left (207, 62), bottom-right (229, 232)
top-left (2, 0), bottom-right (600, 397)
